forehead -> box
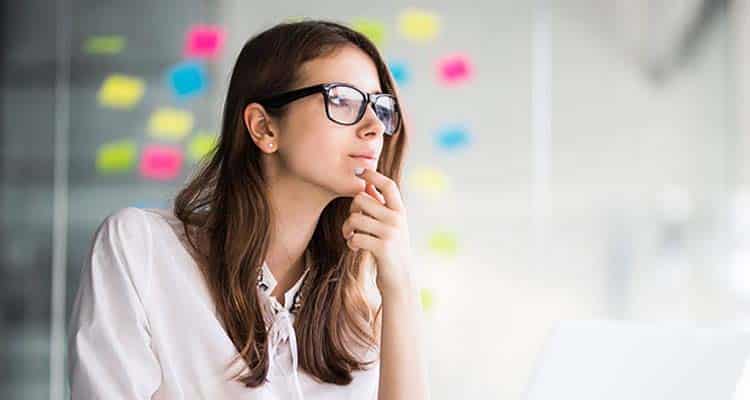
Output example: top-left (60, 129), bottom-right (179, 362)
top-left (296, 45), bottom-right (382, 94)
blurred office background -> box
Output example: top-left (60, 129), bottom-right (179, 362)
top-left (3, 0), bottom-right (750, 398)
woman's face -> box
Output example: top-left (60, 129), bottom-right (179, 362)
top-left (270, 45), bottom-right (386, 198)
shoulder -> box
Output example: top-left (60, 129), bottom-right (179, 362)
top-left (90, 206), bottom-right (156, 263)
top-left (84, 207), bottom-right (157, 306)
top-left (98, 206), bottom-right (186, 244)
top-left (95, 207), bottom-right (152, 243)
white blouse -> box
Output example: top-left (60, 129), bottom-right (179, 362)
top-left (67, 206), bottom-right (381, 399)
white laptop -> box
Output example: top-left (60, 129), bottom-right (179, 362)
top-left (523, 320), bottom-right (750, 400)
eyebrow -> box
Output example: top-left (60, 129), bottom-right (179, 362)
top-left (340, 81), bottom-right (382, 95)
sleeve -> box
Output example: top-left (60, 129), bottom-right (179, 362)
top-left (67, 207), bottom-right (162, 399)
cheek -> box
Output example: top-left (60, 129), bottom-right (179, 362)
top-left (281, 105), bottom-right (364, 193)
top-left (286, 122), bottom-right (350, 173)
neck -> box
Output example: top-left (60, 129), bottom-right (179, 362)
top-left (264, 172), bottom-right (334, 296)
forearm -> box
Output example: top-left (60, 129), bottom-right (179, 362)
top-left (377, 281), bottom-right (429, 400)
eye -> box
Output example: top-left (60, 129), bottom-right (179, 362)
top-left (329, 92), bottom-right (360, 111)
top-left (331, 86), bottom-right (362, 103)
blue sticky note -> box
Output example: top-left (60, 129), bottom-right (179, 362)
top-left (168, 60), bottom-right (207, 99)
top-left (436, 124), bottom-right (471, 150)
top-left (389, 60), bottom-right (411, 86)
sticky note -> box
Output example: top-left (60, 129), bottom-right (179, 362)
top-left (184, 24), bottom-right (226, 60)
top-left (96, 139), bottom-right (136, 173)
top-left (398, 8), bottom-right (440, 43)
top-left (428, 230), bottom-right (458, 256)
top-left (168, 60), bottom-right (207, 99)
top-left (388, 60), bottom-right (411, 86)
top-left (83, 35), bottom-right (126, 54)
top-left (436, 53), bottom-right (474, 86)
top-left (284, 16), bottom-right (307, 23)
top-left (351, 18), bottom-right (386, 48)
top-left (147, 108), bottom-right (194, 140)
top-left (409, 166), bottom-right (449, 194)
top-left (420, 288), bottom-right (435, 312)
top-left (436, 124), bottom-right (471, 150)
top-left (97, 74), bottom-right (145, 109)
top-left (188, 132), bottom-right (218, 161)
top-left (139, 145), bottom-right (183, 181)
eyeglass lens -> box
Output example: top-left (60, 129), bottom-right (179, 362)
top-left (327, 85), bottom-right (399, 134)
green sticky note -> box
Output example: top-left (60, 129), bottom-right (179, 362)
top-left (428, 230), bottom-right (458, 256)
top-left (84, 35), bottom-right (126, 54)
top-left (420, 288), bottom-right (435, 312)
top-left (284, 16), bottom-right (307, 23)
top-left (188, 132), bottom-right (218, 161)
top-left (351, 18), bottom-right (386, 48)
top-left (96, 139), bottom-right (137, 173)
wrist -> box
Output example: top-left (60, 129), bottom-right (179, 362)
top-left (377, 274), bottom-right (418, 302)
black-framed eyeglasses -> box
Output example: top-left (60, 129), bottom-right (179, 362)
top-left (255, 82), bottom-right (401, 135)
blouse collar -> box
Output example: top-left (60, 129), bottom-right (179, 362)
top-left (257, 249), bottom-right (313, 400)
top-left (257, 249), bottom-right (313, 313)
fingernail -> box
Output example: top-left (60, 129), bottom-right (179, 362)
top-left (354, 167), bottom-right (365, 176)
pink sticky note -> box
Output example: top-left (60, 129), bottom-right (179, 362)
top-left (184, 24), bottom-right (226, 60)
top-left (436, 53), bottom-right (474, 86)
top-left (139, 145), bottom-right (183, 181)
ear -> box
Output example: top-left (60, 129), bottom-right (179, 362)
top-left (243, 103), bottom-right (278, 153)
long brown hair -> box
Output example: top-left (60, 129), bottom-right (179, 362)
top-left (172, 19), bottom-right (409, 386)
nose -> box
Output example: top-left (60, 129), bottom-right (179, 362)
top-left (356, 102), bottom-right (386, 139)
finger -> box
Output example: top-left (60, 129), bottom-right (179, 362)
top-left (366, 183), bottom-right (386, 205)
top-left (350, 192), bottom-right (394, 223)
top-left (356, 168), bottom-right (404, 212)
top-left (342, 212), bottom-right (389, 240)
top-left (347, 231), bottom-right (381, 252)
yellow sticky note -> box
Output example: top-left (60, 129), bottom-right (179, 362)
top-left (351, 18), bottom-right (386, 48)
top-left (409, 166), bottom-right (449, 194)
top-left (428, 230), bottom-right (458, 256)
top-left (420, 288), bottom-right (435, 312)
top-left (96, 139), bottom-right (137, 173)
top-left (84, 35), bottom-right (126, 54)
top-left (98, 74), bottom-right (145, 109)
top-left (188, 132), bottom-right (218, 161)
top-left (398, 8), bottom-right (440, 43)
top-left (148, 108), bottom-right (194, 140)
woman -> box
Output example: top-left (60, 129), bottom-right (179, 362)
top-left (67, 19), bottom-right (429, 400)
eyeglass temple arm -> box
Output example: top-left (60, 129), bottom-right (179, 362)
top-left (256, 84), bottom-right (327, 108)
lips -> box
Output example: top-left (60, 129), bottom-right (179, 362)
top-left (348, 150), bottom-right (377, 160)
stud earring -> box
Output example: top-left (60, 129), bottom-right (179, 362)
top-left (268, 143), bottom-right (274, 148)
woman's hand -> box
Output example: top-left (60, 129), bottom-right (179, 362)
top-left (342, 168), bottom-right (415, 296)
